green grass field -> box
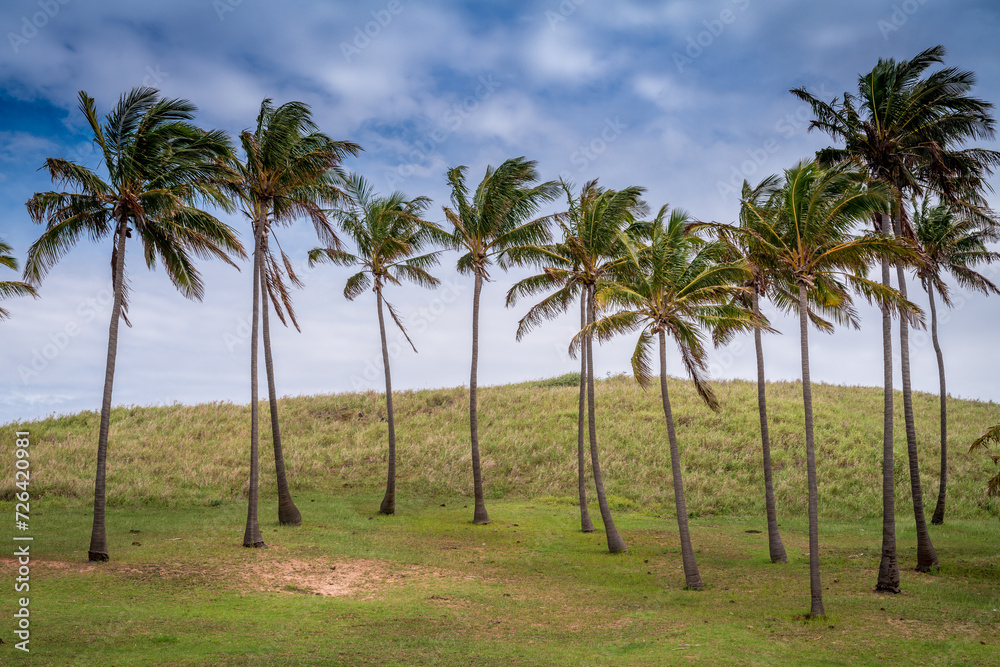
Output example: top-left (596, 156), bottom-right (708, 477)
top-left (1, 375), bottom-right (998, 665)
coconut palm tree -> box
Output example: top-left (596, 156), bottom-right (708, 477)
top-left (231, 99), bottom-right (360, 545)
top-left (792, 44), bottom-right (1000, 578)
top-left (24, 87), bottom-right (243, 562)
top-left (741, 160), bottom-right (918, 617)
top-left (443, 156), bottom-right (560, 525)
top-left (308, 173), bottom-right (447, 515)
top-left (0, 239), bottom-right (37, 319)
top-left (912, 197), bottom-right (1000, 524)
top-left (970, 424), bottom-right (1000, 498)
top-left (507, 179), bottom-right (645, 543)
top-left (583, 206), bottom-right (762, 587)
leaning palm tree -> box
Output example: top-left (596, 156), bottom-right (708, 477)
top-left (308, 173), bottom-right (447, 515)
top-left (231, 99), bottom-right (360, 545)
top-left (0, 239), bottom-right (38, 319)
top-left (970, 424), bottom-right (1000, 498)
top-left (912, 197), bottom-right (1000, 524)
top-left (443, 156), bottom-right (560, 525)
top-left (793, 44), bottom-right (1000, 579)
top-left (741, 160), bottom-right (918, 617)
top-left (24, 87), bottom-right (243, 562)
top-left (508, 179), bottom-right (645, 544)
top-left (584, 207), bottom-right (762, 588)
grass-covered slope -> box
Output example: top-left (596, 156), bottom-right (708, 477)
top-left (3, 374), bottom-right (997, 520)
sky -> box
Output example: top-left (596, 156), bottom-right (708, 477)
top-left (0, 0), bottom-right (998, 425)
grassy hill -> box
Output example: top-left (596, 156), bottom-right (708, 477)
top-left (4, 374), bottom-right (997, 521)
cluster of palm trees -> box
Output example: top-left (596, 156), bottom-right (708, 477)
top-left (5, 45), bottom-right (998, 618)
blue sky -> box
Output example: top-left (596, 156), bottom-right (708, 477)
top-left (1, 0), bottom-right (999, 424)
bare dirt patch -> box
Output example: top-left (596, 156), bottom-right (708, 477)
top-left (240, 555), bottom-right (429, 598)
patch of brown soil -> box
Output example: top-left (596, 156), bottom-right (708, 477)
top-left (241, 555), bottom-right (426, 598)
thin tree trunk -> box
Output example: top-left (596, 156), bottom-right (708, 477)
top-left (876, 250), bottom-right (900, 592)
top-left (469, 271), bottom-right (489, 524)
top-left (586, 284), bottom-right (627, 553)
top-left (243, 226), bottom-right (265, 548)
top-left (753, 291), bottom-right (787, 564)
top-left (87, 220), bottom-right (128, 562)
top-left (797, 283), bottom-right (824, 617)
top-left (928, 284), bottom-right (948, 525)
top-left (377, 287), bottom-right (397, 515)
top-left (895, 262), bottom-right (938, 571)
top-left (259, 250), bottom-right (301, 527)
top-left (577, 291), bottom-right (595, 532)
top-left (658, 330), bottom-right (703, 589)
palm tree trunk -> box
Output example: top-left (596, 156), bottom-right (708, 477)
top-left (377, 287), bottom-right (397, 515)
top-left (894, 266), bottom-right (938, 571)
top-left (87, 220), bottom-right (128, 562)
top-left (243, 226), bottom-right (265, 548)
top-left (469, 271), bottom-right (490, 524)
top-left (927, 284), bottom-right (948, 525)
top-left (577, 291), bottom-right (595, 533)
top-left (753, 291), bottom-right (787, 564)
top-left (876, 251), bottom-right (900, 592)
top-left (658, 330), bottom-right (703, 589)
top-left (586, 284), bottom-right (627, 553)
top-left (797, 283), bottom-right (824, 617)
top-left (259, 256), bottom-right (301, 527)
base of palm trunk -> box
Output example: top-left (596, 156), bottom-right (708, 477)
top-left (88, 551), bottom-right (109, 562)
top-left (243, 541), bottom-right (267, 548)
top-left (581, 526), bottom-right (596, 533)
top-left (379, 497), bottom-right (395, 515)
top-left (278, 504), bottom-right (302, 526)
top-left (875, 584), bottom-right (901, 594)
top-left (473, 503), bottom-right (490, 525)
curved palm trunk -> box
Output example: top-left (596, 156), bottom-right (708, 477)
top-left (87, 220), bottom-right (128, 562)
top-left (753, 292), bottom-right (787, 564)
top-left (927, 285), bottom-right (948, 525)
top-left (243, 228), bottom-right (266, 548)
top-left (577, 292), bottom-right (595, 532)
top-left (894, 265), bottom-right (938, 571)
top-left (586, 285), bottom-right (627, 553)
top-left (260, 259), bottom-right (302, 527)
top-left (658, 330), bottom-right (703, 588)
top-left (376, 287), bottom-right (397, 515)
top-left (797, 283), bottom-right (825, 617)
top-left (469, 271), bottom-right (490, 524)
top-left (876, 253), bottom-right (900, 593)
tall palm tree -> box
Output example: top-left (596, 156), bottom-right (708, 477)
top-left (584, 207), bottom-right (761, 587)
top-left (912, 197), bottom-right (1000, 524)
top-left (308, 173), bottom-right (447, 515)
top-left (793, 44), bottom-right (1000, 578)
top-left (741, 161), bottom-right (917, 617)
top-left (0, 239), bottom-right (38, 318)
top-left (507, 179), bottom-right (645, 542)
top-left (443, 156), bottom-right (560, 525)
top-left (24, 87), bottom-right (243, 562)
top-left (231, 99), bottom-right (360, 545)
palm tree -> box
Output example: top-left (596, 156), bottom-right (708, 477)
top-left (793, 44), bottom-right (1000, 578)
top-left (308, 173), bottom-right (447, 515)
top-left (507, 179), bottom-right (645, 542)
top-left (912, 197), bottom-right (1000, 524)
top-left (24, 87), bottom-right (243, 562)
top-left (443, 156), bottom-right (560, 525)
top-left (0, 239), bottom-right (38, 318)
top-left (584, 207), bottom-right (761, 587)
top-left (741, 161), bottom-right (917, 617)
top-left (970, 424), bottom-right (1000, 497)
top-left (231, 99), bottom-right (360, 545)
